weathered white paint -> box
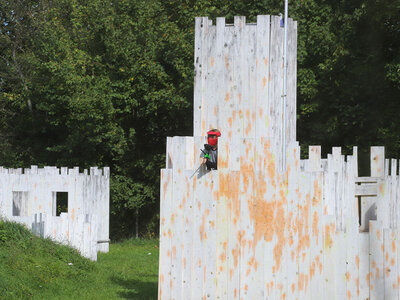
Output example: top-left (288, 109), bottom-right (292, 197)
top-left (159, 15), bottom-right (400, 300)
top-left (1, 166), bottom-right (109, 261)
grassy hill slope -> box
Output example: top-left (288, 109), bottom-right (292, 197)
top-left (0, 220), bottom-right (158, 299)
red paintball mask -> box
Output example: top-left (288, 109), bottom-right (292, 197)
top-left (207, 130), bottom-right (221, 147)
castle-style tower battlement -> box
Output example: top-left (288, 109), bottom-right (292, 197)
top-left (193, 16), bottom-right (297, 170)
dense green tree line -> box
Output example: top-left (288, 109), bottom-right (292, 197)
top-left (0, 0), bottom-right (399, 239)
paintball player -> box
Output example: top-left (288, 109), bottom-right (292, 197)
top-left (200, 129), bottom-right (221, 170)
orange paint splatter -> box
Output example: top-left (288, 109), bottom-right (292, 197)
top-left (355, 255), bottom-right (360, 269)
top-left (228, 117), bottom-right (233, 128)
top-left (172, 246), bottom-right (176, 259)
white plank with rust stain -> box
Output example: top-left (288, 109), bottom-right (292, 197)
top-left (286, 18), bottom-right (297, 145)
top-left (286, 143), bottom-right (300, 299)
top-left (358, 232), bottom-right (370, 300)
top-left (215, 170), bottom-right (228, 299)
top-left (170, 166), bottom-right (184, 300)
top-left (181, 171), bottom-right (194, 300)
top-left (297, 172), bottom-right (311, 300)
top-left (255, 15), bottom-right (270, 139)
top-left (309, 172), bottom-right (324, 299)
top-left (204, 171), bottom-right (217, 299)
top-left (190, 164), bottom-right (206, 299)
top-left (384, 228), bottom-right (398, 300)
top-left (226, 171), bottom-right (241, 300)
top-left (371, 147), bottom-right (385, 178)
top-left (193, 18), bottom-right (203, 137)
top-left (369, 221), bottom-right (384, 300)
top-left (206, 22), bottom-right (218, 131)
top-left (323, 215), bottom-right (336, 300)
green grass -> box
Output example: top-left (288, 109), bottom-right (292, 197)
top-left (0, 220), bottom-right (159, 299)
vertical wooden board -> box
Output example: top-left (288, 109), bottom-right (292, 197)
top-left (268, 15), bottom-right (284, 168)
top-left (390, 174), bottom-right (397, 229)
top-left (383, 228), bottom-right (398, 300)
top-left (215, 170), bottom-right (229, 300)
top-left (220, 23), bottom-right (235, 142)
top-left (200, 17), bottom-right (210, 136)
top-left (391, 159), bottom-right (397, 176)
top-left (266, 15), bottom-right (277, 145)
top-left (191, 165), bottom-right (206, 299)
top-left (242, 22), bottom-right (257, 139)
top-left (286, 144), bottom-right (300, 299)
top-left (286, 18), bottom-right (297, 144)
top-left (345, 223), bottom-right (359, 300)
top-left (239, 169), bottom-right (256, 299)
top-left (325, 154), bottom-right (335, 216)
top-left (206, 23), bottom-right (218, 131)
top-left (226, 171), bottom-right (241, 300)
top-left (194, 17), bottom-right (202, 136)
top-left (346, 155), bottom-right (358, 222)
top-left (203, 171), bottom-right (217, 300)
top-left (253, 170), bottom-right (269, 300)
top-left (274, 172), bottom-right (289, 300)
top-left (309, 172), bottom-right (324, 299)
top-left (241, 137), bottom-right (262, 300)
top-left (339, 155), bottom-right (346, 232)
top-left (297, 173), bottom-right (311, 300)
top-left (169, 170), bottom-right (184, 298)
top-left (395, 177), bottom-right (400, 230)
top-left (181, 171), bottom-right (193, 300)
top-left (385, 159), bottom-right (390, 176)
top-left (359, 232), bottom-right (370, 300)
top-left (377, 179), bottom-right (390, 228)
top-left (170, 137), bottom-right (181, 172)
top-left (369, 221), bottom-right (384, 300)
top-left (308, 146), bottom-right (321, 172)
top-left (334, 233), bottom-right (347, 300)
top-left (331, 148), bottom-right (344, 231)
top-left (231, 16), bottom-right (245, 140)
top-left (214, 17), bottom-right (226, 135)
top-left (323, 215), bottom-right (336, 300)
top-left (397, 228), bottom-right (400, 300)
top-left (255, 15), bottom-right (270, 138)
top-left (371, 147), bottom-right (385, 178)
top-left (184, 137), bottom-right (195, 170)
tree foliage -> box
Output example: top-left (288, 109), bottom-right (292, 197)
top-left (0, 0), bottom-right (399, 238)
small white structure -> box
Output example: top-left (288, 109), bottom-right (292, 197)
top-left (0, 165), bottom-right (110, 261)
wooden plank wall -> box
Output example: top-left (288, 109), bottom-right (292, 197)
top-left (160, 137), bottom-right (400, 299)
top-left (193, 15), bottom-right (297, 170)
top-left (159, 15), bottom-right (400, 300)
top-left (0, 166), bottom-right (109, 261)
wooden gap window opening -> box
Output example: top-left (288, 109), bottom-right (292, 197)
top-left (12, 191), bottom-right (29, 216)
top-left (52, 192), bottom-right (68, 216)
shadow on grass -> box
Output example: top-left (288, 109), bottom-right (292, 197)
top-left (111, 275), bottom-right (158, 300)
